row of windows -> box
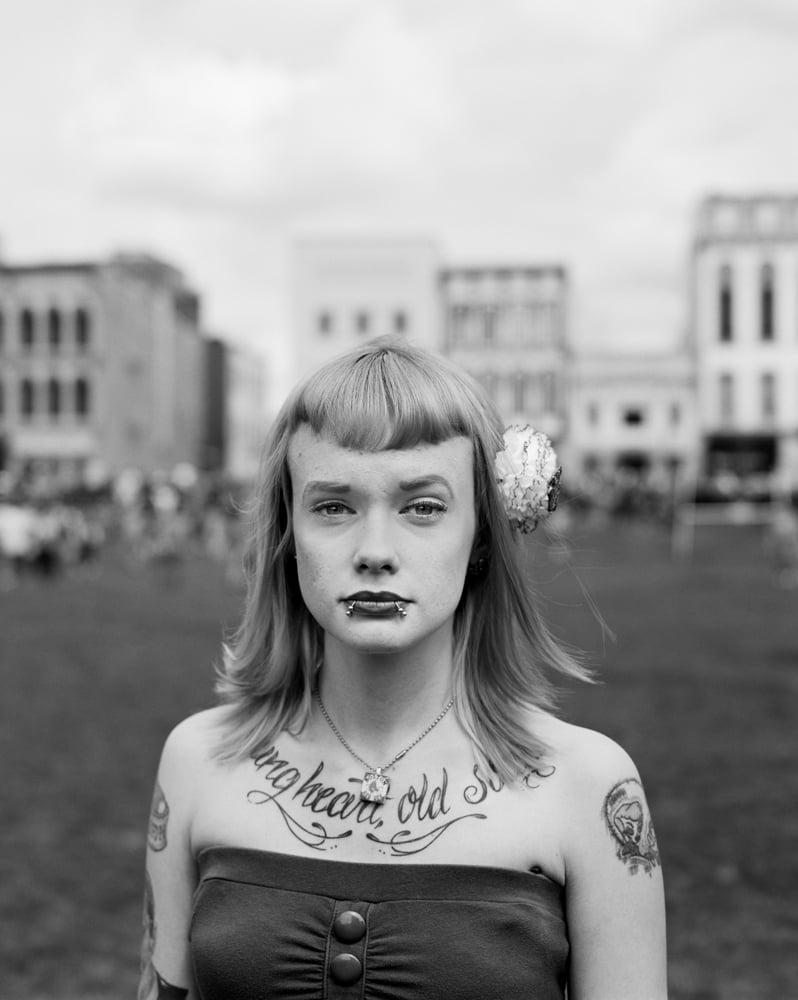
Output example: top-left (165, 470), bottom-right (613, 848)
top-left (718, 263), bottom-right (780, 342)
top-left (0, 377), bottom-right (92, 419)
top-left (316, 309), bottom-right (408, 336)
top-left (717, 372), bottom-right (780, 423)
top-left (472, 371), bottom-right (558, 414)
top-left (0, 306), bottom-right (92, 353)
top-left (586, 403), bottom-right (682, 429)
top-left (447, 303), bottom-right (560, 348)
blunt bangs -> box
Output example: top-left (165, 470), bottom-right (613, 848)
top-left (286, 341), bottom-right (497, 451)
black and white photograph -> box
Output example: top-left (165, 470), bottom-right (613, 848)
top-left (1, 2), bottom-right (796, 998)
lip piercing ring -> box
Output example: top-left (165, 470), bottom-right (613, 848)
top-left (394, 601), bottom-right (407, 617)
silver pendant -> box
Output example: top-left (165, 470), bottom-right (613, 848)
top-left (360, 769), bottom-right (390, 803)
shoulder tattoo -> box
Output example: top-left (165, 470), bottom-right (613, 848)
top-left (602, 776), bottom-right (660, 876)
top-left (147, 781), bottom-right (170, 852)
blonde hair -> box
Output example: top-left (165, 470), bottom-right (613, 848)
top-left (214, 337), bottom-right (590, 780)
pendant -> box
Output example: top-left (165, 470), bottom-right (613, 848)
top-left (360, 769), bottom-right (390, 804)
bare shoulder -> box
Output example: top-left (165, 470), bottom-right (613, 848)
top-left (532, 712), bottom-right (639, 785)
top-left (534, 714), bottom-right (661, 878)
top-left (158, 706), bottom-right (231, 778)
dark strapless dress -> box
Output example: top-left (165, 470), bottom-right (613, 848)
top-left (190, 847), bottom-right (569, 999)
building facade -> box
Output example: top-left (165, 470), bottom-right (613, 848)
top-left (291, 237), bottom-right (442, 383)
top-left (205, 337), bottom-right (267, 482)
top-left (441, 266), bottom-right (569, 442)
top-left (569, 351), bottom-right (698, 492)
top-left (0, 253), bottom-right (207, 487)
top-left (692, 194), bottom-right (798, 492)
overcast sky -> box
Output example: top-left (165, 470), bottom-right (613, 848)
top-left (2, 0), bottom-right (798, 384)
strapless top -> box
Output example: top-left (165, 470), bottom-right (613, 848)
top-left (190, 846), bottom-right (569, 999)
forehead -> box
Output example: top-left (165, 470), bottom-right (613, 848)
top-left (287, 425), bottom-right (474, 488)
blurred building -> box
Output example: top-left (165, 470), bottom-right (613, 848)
top-left (569, 350), bottom-right (698, 492)
top-left (204, 337), bottom-right (266, 481)
top-left (441, 265), bottom-right (568, 442)
top-left (291, 237), bottom-right (442, 382)
top-left (692, 195), bottom-right (798, 491)
top-left (0, 253), bottom-right (212, 489)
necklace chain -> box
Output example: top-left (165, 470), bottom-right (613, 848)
top-left (315, 689), bottom-right (454, 773)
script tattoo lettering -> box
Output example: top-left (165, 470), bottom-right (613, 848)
top-left (138, 872), bottom-right (189, 999)
top-left (247, 748), bottom-right (490, 855)
top-left (247, 747), bottom-right (384, 850)
top-left (147, 782), bottom-right (170, 852)
top-left (603, 777), bottom-right (660, 875)
top-left (397, 769), bottom-right (452, 823)
top-left (464, 761), bottom-right (555, 803)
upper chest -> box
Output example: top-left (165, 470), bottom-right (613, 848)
top-left (190, 739), bottom-right (570, 880)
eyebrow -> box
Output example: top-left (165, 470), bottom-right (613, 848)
top-left (398, 476), bottom-right (454, 494)
top-left (302, 481), bottom-right (351, 500)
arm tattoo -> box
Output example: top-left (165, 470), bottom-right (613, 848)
top-left (147, 781), bottom-right (170, 852)
top-left (602, 777), bottom-right (660, 875)
top-left (138, 871), bottom-right (189, 1000)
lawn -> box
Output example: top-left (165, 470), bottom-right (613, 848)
top-left (1, 518), bottom-right (796, 999)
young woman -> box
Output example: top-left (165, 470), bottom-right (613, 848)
top-left (139, 338), bottom-right (667, 1000)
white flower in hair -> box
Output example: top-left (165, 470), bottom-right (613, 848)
top-left (495, 425), bottom-right (562, 533)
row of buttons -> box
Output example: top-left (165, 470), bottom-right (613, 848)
top-left (329, 910), bottom-right (366, 986)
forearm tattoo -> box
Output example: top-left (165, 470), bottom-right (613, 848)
top-left (602, 777), bottom-right (660, 875)
top-left (148, 782), bottom-right (170, 852)
top-left (138, 872), bottom-right (189, 999)
top-left (247, 746), bottom-right (554, 857)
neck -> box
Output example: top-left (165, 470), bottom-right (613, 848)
top-left (316, 635), bottom-right (455, 761)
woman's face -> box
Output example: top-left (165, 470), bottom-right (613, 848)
top-left (289, 425), bottom-right (477, 657)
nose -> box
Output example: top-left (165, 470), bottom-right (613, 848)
top-left (353, 512), bottom-right (398, 574)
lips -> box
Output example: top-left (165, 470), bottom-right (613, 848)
top-left (343, 592), bottom-right (409, 617)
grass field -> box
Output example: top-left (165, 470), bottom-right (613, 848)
top-left (1, 518), bottom-right (796, 999)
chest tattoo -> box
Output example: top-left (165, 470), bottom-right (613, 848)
top-left (244, 747), bottom-right (530, 856)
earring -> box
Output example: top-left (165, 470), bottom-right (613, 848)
top-left (468, 556), bottom-right (488, 577)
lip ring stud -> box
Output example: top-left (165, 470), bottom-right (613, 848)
top-left (345, 601), bottom-right (356, 616)
top-left (394, 601), bottom-right (407, 617)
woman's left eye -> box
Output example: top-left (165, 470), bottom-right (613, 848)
top-left (404, 499), bottom-right (447, 519)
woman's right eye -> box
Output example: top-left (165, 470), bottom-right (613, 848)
top-left (310, 501), bottom-right (351, 517)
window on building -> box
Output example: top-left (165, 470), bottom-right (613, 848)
top-left (587, 403), bottom-right (599, 426)
top-left (514, 374), bottom-right (528, 413)
top-left (761, 263), bottom-right (775, 341)
top-left (318, 311), bottom-right (333, 335)
top-left (542, 372), bottom-right (556, 413)
top-left (47, 378), bottom-right (61, 417)
top-left (0, 307), bottom-right (5, 351)
top-left (483, 306), bottom-right (496, 344)
top-left (670, 402), bottom-right (681, 426)
top-left (622, 407), bottom-right (645, 426)
top-left (719, 373), bottom-right (734, 424)
top-left (75, 307), bottom-right (90, 350)
top-left (719, 265), bottom-right (733, 342)
top-left (48, 308), bottom-right (62, 352)
top-left (21, 378), bottom-right (35, 418)
top-left (21, 308), bottom-right (35, 352)
top-left (761, 372), bottom-right (776, 422)
top-left (0, 380), bottom-right (4, 416)
top-left (393, 310), bottom-right (408, 333)
top-left (355, 311), bottom-right (370, 334)
top-left (75, 377), bottom-right (90, 418)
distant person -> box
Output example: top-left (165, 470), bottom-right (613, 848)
top-left (139, 338), bottom-right (667, 1000)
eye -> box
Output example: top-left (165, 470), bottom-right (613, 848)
top-left (403, 498), bottom-right (447, 520)
top-left (310, 501), bottom-right (352, 518)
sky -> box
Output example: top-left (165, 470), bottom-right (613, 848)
top-left (2, 0), bottom-right (798, 390)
